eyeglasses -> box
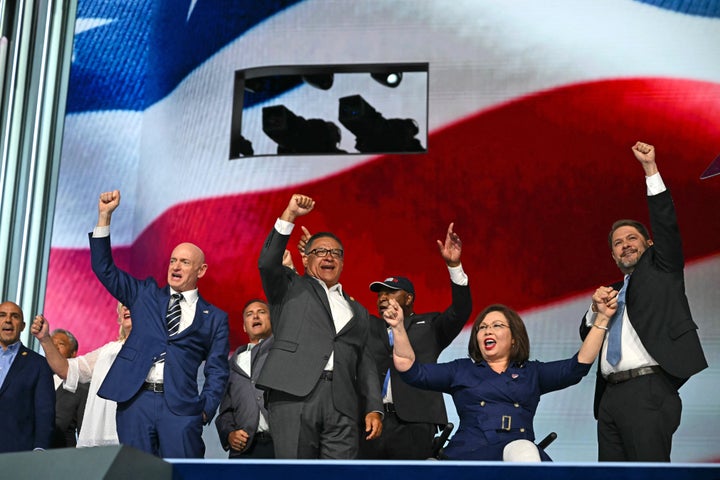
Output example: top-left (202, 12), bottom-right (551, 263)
top-left (477, 323), bottom-right (509, 332)
top-left (307, 248), bottom-right (344, 259)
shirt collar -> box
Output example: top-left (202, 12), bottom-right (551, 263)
top-left (170, 288), bottom-right (199, 304)
top-left (1, 341), bottom-right (21, 354)
top-left (312, 276), bottom-right (344, 296)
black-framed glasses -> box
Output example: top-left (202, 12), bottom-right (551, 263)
top-left (307, 247), bottom-right (344, 259)
top-left (477, 323), bottom-right (509, 332)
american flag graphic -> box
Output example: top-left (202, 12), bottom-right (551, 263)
top-left (45, 0), bottom-right (720, 460)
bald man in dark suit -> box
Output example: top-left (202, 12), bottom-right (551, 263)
top-left (0, 301), bottom-right (55, 453)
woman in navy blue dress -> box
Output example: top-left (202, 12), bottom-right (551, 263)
top-left (383, 295), bottom-right (616, 461)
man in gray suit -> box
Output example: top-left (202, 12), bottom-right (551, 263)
top-left (216, 299), bottom-right (274, 458)
top-left (256, 194), bottom-right (383, 459)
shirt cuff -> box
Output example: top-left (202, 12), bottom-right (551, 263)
top-left (448, 264), bottom-right (468, 286)
top-left (584, 307), bottom-right (596, 327)
top-left (274, 218), bottom-right (294, 235)
top-left (646, 172), bottom-right (666, 196)
top-left (92, 225), bottom-right (110, 238)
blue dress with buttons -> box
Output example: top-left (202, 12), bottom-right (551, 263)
top-left (399, 353), bottom-right (591, 460)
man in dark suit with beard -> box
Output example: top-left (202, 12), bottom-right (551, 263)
top-left (580, 141), bottom-right (707, 462)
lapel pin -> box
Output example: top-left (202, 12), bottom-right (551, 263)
top-left (511, 373), bottom-right (519, 379)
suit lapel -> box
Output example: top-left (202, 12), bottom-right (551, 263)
top-left (173, 294), bottom-right (210, 339)
top-left (336, 293), bottom-right (360, 336)
top-left (0, 345), bottom-right (30, 396)
top-left (305, 275), bottom-right (335, 329)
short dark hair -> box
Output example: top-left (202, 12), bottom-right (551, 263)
top-left (50, 328), bottom-right (79, 354)
top-left (468, 304), bottom-right (530, 365)
top-left (608, 219), bottom-right (650, 249)
top-left (242, 298), bottom-right (269, 313)
top-left (305, 232), bottom-right (344, 254)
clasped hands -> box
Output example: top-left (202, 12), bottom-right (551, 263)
top-left (591, 286), bottom-right (619, 317)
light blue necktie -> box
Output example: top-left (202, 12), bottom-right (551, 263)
top-left (606, 275), bottom-right (630, 366)
top-left (382, 328), bottom-right (394, 397)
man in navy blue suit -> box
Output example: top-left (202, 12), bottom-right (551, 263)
top-left (90, 190), bottom-right (229, 458)
top-left (0, 301), bottom-right (55, 453)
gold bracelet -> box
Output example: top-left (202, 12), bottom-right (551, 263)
top-left (593, 323), bottom-right (608, 331)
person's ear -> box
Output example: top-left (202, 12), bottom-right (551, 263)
top-left (405, 293), bottom-right (414, 307)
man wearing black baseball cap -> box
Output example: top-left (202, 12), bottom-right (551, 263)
top-left (360, 223), bottom-right (472, 459)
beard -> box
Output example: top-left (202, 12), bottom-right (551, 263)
top-left (616, 251), bottom-right (641, 272)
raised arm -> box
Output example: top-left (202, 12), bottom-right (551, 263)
top-left (631, 141), bottom-right (658, 177)
top-left (437, 222), bottom-right (461, 268)
top-left (31, 315), bottom-right (70, 379)
top-left (383, 299), bottom-right (416, 372)
top-left (577, 286), bottom-right (617, 364)
top-left (259, 194), bottom-right (315, 305)
top-left (97, 190), bottom-right (121, 227)
top-left (280, 194), bottom-right (315, 224)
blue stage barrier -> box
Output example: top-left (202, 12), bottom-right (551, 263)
top-left (169, 459), bottom-right (720, 480)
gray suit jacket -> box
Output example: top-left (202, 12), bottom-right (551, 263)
top-left (256, 227), bottom-right (382, 421)
top-left (215, 337), bottom-right (273, 457)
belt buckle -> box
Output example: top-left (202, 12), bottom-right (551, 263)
top-left (501, 415), bottom-right (512, 431)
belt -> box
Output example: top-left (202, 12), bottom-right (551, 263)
top-left (254, 431), bottom-right (272, 441)
top-left (320, 370), bottom-right (333, 381)
top-left (142, 382), bottom-right (164, 393)
top-left (383, 403), bottom-right (396, 414)
top-left (605, 366), bottom-right (663, 385)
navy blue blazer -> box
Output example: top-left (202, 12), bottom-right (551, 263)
top-left (90, 234), bottom-right (229, 419)
top-left (400, 354), bottom-right (591, 460)
top-left (0, 344), bottom-right (55, 452)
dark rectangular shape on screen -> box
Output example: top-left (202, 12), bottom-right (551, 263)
top-left (229, 63), bottom-right (429, 158)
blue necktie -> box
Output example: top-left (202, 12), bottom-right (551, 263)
top-left (157, 293), bottom-right (183, 365)
top-left (166, 293), bottom-right (183, 336)
top-left (606, 275), bottom-right (629, 366)
top-left (382, 328), bottom-right (394, 397)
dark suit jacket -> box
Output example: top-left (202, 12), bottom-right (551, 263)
top-left (90, 234), bottom-right (230, 419)
top-left (256, 228), bottom-right (382, 421)
top-left (580, 190), bottom-right (707, 418)
top-left (0, 344), bottom-right (55, 453)
top-left (215, 336), bottom-right (273, 458)
top-left (366, 281), bottom-right (471, 424)
top-left (52, 380), bottom-right (89, 448)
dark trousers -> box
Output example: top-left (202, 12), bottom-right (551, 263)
top-left (359, 409), bottom-right (435, 459)
top-left (116, 389), bottom-right (204, 458)
top-left (598, 372), bottom-right (681, 461)
top-left (268, 378), bottom-right (359, 459)
top-left (230, 432), bottom-right (275, 459)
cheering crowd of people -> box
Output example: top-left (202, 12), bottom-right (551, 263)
top-left (0, 142), bottom-right (706, 462)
